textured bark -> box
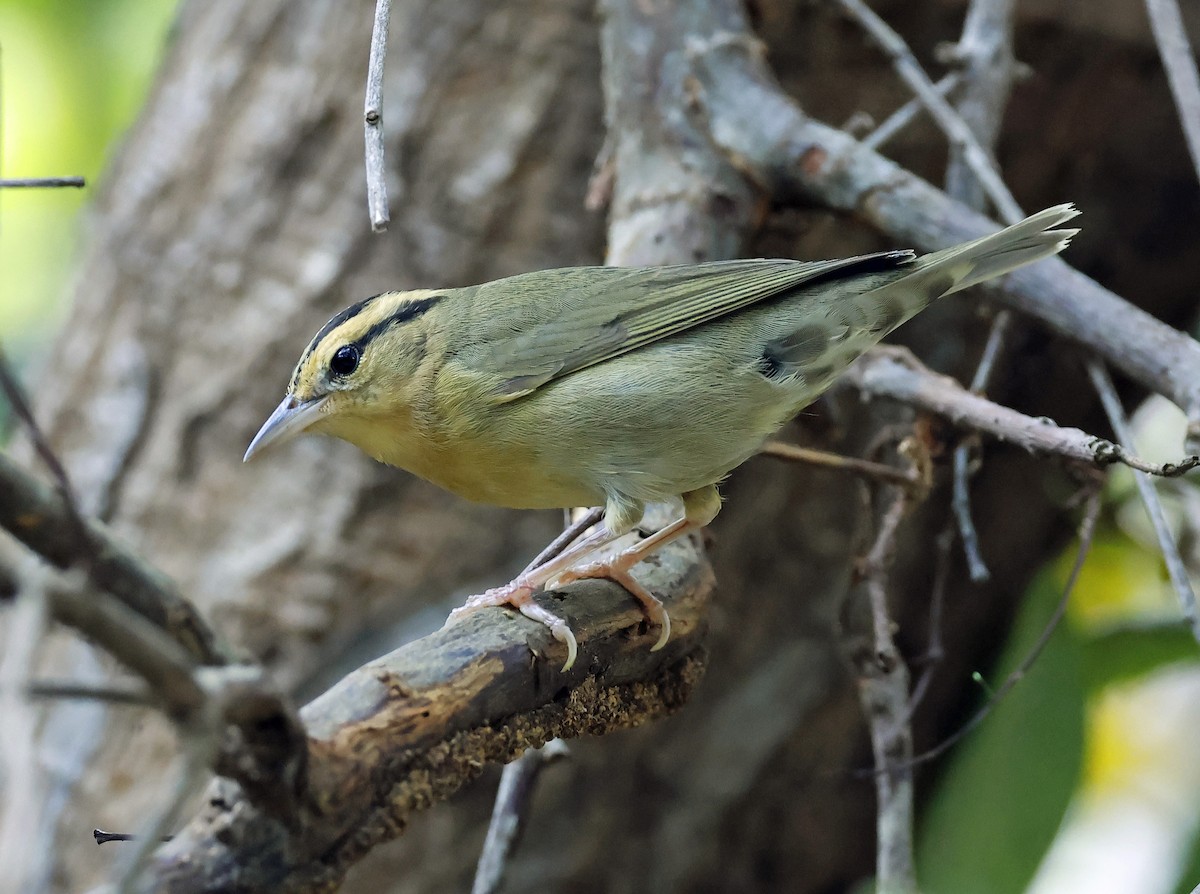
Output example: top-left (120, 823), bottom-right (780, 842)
top-left (7, 0), bottom-right (1200, 892)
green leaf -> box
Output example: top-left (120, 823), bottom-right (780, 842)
top-left (917, 569), bottom-right (1086, 894)
top-left (1082, 621), bottom-right (1200, 693)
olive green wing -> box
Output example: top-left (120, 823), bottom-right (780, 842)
top-left (468, 253), bottom-right (914, 401)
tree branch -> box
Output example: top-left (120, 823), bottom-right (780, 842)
top-left (682, 15), bottom-right (1200, 447)
top-left (148, 543), bottom-right (712, 892)
top-left (843, 348), bottom-right (1199, 475)
top-left (0, 452), bottom-right (230, 665)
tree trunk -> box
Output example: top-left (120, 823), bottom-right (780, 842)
top-left (11, 0), bottom-right (1200, 891)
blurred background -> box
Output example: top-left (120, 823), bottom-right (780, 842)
top-left (4, 1), bottom-right (1200, 893)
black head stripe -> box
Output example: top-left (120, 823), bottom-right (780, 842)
top-left (356, 295), bottom-right (443, 350)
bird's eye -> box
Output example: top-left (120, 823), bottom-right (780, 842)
top-left (330, 345), bottom-right (361, 377)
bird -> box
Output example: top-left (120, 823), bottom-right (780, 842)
top-left (245, 204), bottom-right (1078, 670)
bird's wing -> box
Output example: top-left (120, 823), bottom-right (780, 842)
top-left (470, 252), bottom-right (913, 401)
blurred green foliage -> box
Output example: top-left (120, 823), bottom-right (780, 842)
top-left (0, 0), bottom-right (178, 346)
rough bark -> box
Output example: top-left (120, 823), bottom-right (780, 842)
top-left (6, 0), bottom-right (1200, 892)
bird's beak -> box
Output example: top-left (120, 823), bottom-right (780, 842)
top-left (243, 394), bottom-right (329, 462)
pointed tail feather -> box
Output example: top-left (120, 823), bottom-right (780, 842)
top-left (864, 204), bottom-right (1079, 327)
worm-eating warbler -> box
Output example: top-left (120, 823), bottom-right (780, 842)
top-left (246, 204), bottom-right (1078, 670)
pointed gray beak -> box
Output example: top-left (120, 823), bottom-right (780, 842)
top-left (244, 395), bottom-right (329, 462)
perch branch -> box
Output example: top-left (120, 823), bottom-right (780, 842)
top-left (147, 542), bottom-right (712, 893)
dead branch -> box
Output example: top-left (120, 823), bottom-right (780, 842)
top-left (0, 451), bottom-right (229, 665)
top-left (680, 9), bottom-right (1200, 446)
top-left (843, 348), bottom-right (1200, 475)
top-left (1144, 0), bottom-right (1200, 184)
top-left (363, 0), bottom-right (391, 230)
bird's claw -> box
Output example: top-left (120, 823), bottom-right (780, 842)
top-left (555, 561), bottom-right (671, 652)
top-left (446, 581), bottom-right (579, 671)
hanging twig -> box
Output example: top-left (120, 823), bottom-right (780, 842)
top-left (1087, 360), bottom-right (1200, 642)
top-left (364, 0), bottom-right (392, 231)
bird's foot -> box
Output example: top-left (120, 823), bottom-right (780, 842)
top-left (554, 560), bottom-right (671, 652)
top-left (447, 580), bottom-right (578, 671)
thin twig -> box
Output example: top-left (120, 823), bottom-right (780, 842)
top-left (0, 345), bottom-right (90, 551)
top-left (905, 488), bottom-right (1101, 768)
top-left (1087, 360), bottom-right (1200, 641)
top-left (1144, 0), bottom-right (1200, 185)
top-left (845, 348), bottom-right (1200, 477)
top-left (941, 0), bottom-right (1020, 582)
top-left (759, 440), bottom-right (920, 489)
top-left (94, 829), bottom-right (174, 846)
top-left (906, 524), bottom-right (954, 716)
top-left (862, 73), bottom-right (959, 150)
top-left (26, 679), bottom-right (151, 705)
top-left (364, 0), bottom-right (392, 231)
top-left (940, 0), bottom-right (1018, 214)
top-left (471, 739), bottom-right (570, 894)
top-left (829, 0), bottom-right (1023, 224)
top-left (0, 177), bottom-right (85, 188)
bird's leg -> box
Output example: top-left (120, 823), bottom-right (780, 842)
top-left (446, 523), bottom-right (620, 671)
top-left (552, 486), bottom-right (721, 653)
top-left (551, 517), bottom-right (696, 652)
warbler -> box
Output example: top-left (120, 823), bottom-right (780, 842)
top-left (246, 204), bottom-right (1078, 670)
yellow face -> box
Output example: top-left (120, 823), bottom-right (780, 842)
top-left (244, 290), bottom-right (443, 461)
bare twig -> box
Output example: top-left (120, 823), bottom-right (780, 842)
top-left (472, 739), bottom-right (570, 894)
top-left (0, 177), bottom-right (85, 188)
top-left (759, 440), bottom-right (920, 489)
top-left (845, 348), bottom-right (1200, 476)
top-left (951, 310), bottom-right (1015, 583)
top-left (26, 679), bottom-right (151, 705)
top-left (862, 73), bottom-right (959, 151)
top-left (829, 0), bottom-right (1023, 224)
top-left (1087, 361), bottom-right (1200, 642)
top-left (906, 525), bottom-right (954, 715)
top-left (688, 21), bottom-right (1200, 445)
top-left (0, 345), bottom-right (90, 550)
top-left (941, 0), bottom-right (1020, 582)
top-left (364, 0), bottom-right (392, 231)
top-left (908, 489), bottom-right (1102, 767)
top-left (940, 0), bottom-right (1018, 214)
top-left (1145, 0), bottom-right (1200, 184)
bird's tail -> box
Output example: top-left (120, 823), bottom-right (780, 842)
top-left (865, 204), bottom-right (1080, 323)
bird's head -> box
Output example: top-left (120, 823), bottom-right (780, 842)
top-left (244, 290), bottom-right (444, 462)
